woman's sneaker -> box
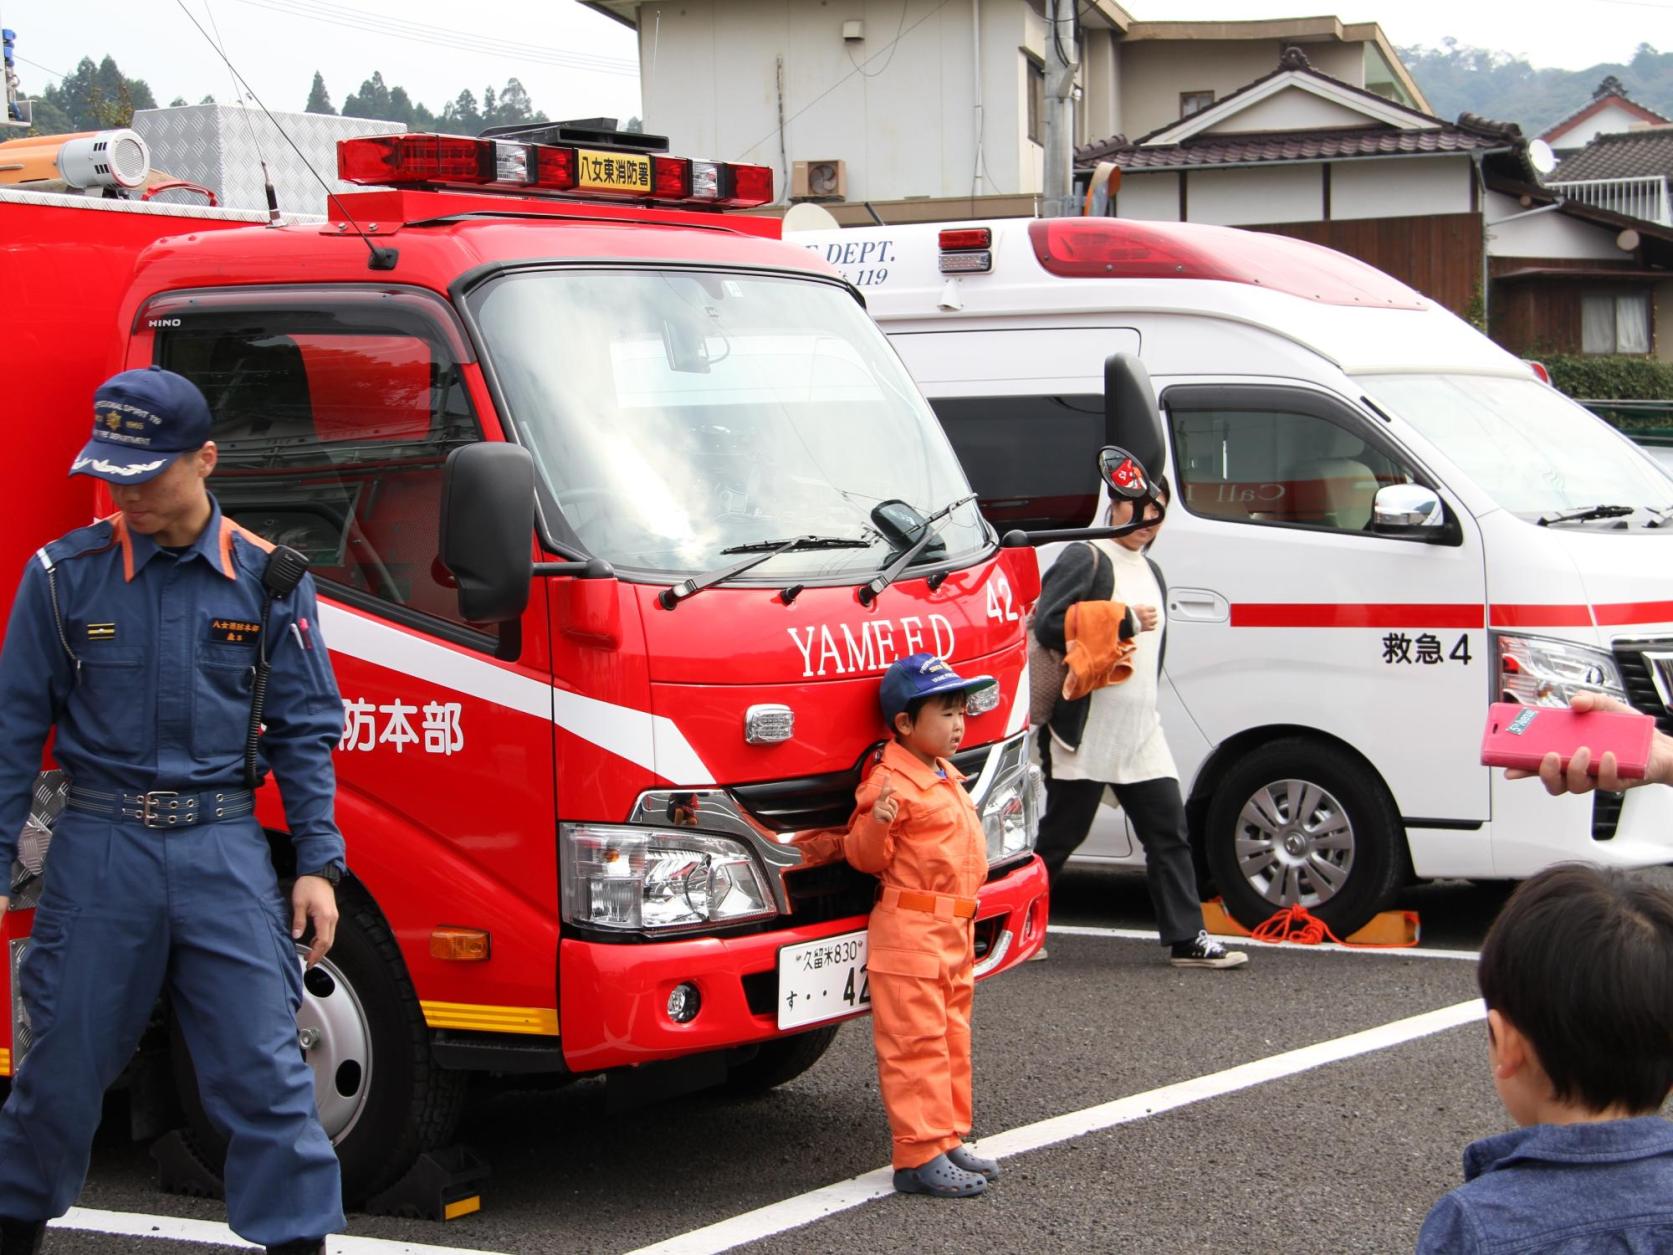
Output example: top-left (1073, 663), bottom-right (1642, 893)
top-left (1169, 930), bottom-right (1248, 969)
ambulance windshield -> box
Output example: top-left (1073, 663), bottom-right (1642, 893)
top-left (1357, 373), bottom-right (1673, 525)
top-left (470, 268), bottom-right (987, 578)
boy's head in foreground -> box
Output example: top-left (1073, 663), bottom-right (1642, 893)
top-left (1478, 863), bottom-right (1673, 1125)
top-left (879, 653), bottom-right (997, 767)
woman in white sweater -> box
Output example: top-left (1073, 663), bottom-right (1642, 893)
top-left (1032, 478), bottom-right (1246, 969)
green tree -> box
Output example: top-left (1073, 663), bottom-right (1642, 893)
top-left (35, 55), bottom-right (156, 130)
top-left (305, 71), bottom-right (334, 115)
top-left (439, 88), bottom-right (481, 133)
top-left (168, 96), bottom-right (188, 107)
top-left (342, 71), bottom-right (390, 120)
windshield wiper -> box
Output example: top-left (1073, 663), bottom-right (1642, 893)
top-left (1536, 504), bottom-right (1636, 527)
top-left (660, 534), bottom-right (870, 610)
top-left (1645, 504), bottom-right (1673, 528)
top-left (859, 494), bottom-right (979, 606)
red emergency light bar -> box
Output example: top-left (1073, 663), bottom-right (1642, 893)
top-left (1027, 218), bottom-right (1426, 309)
top-left (337, 133), bottom-right (774, 210)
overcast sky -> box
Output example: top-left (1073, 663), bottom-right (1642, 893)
top-left (6, 0), bottom-right (1670, 126)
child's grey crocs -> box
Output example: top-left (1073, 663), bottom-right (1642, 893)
top-left (892, 1152), bottom-right (988, 1197)
top-left (947, 1143), bottom-right (1000, 1181)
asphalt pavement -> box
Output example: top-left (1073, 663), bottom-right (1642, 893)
top-left (23, 863), bottom-right (1580, 1255)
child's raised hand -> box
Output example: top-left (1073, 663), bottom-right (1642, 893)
top-left (1135, 605), bottom-right (1159, 632)
top-left (873, 777), bottom-right (899, 826)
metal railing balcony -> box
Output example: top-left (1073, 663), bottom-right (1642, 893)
top-left (1546, 175), bottom-right (1671, 227)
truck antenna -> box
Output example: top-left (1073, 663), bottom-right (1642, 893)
top-left (200, 0), bottom-right (279, 225)
top-left (173, 0), bottom-right (397, 270)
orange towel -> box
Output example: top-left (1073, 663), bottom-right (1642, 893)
top-left (1061, 600), bottom-right (1135, 701)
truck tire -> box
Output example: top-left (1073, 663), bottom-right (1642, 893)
top-left (726, 1024), bottom-right (841, 1093)
top-left (170, 886), bottom-right (465, 1206)
top-left (1203, 738), bottom-right (1405, 937)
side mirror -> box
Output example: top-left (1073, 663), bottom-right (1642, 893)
top-left (440, 443), bottom-right (536, 625)
top-left (1097, 444), bottom-right (1166, 534)
top-left (1104, 353), bottom-right (1164, 485)
top-left (1372, 483), bottom-right (1446, 537)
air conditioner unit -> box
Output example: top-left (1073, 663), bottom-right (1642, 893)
top-left (791, 158), bottom-right (847, 202)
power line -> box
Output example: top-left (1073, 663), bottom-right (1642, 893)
top-left (225, 0), bottom-right (638, 76)
top-left (736, 0), bottom-right (959, 161)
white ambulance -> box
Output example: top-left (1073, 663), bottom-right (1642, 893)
top-left (794, 216), bottom-right (1673, 934)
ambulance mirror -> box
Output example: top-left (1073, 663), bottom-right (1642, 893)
top-left (1103, 353), bottom-right (1164, 485)
top-left (1097, 446), bottom-right (1150, 500)
top-left (440, 443), bottom-right (535, 626)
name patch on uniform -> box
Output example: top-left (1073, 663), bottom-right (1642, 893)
top-left (209, 619), bottom-right (261, 644)
top-left (85, 622), bottom-right (117, 641)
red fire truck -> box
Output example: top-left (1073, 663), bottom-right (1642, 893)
top-left (1, 123), bottom-right (1050, 1205)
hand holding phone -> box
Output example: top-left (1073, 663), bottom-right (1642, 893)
top-left (1482, 701), bottom-right (1655, 782)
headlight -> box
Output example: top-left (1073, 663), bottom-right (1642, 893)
top-left (1495, 632), bottom-right (1627, 708)
top-left (560, 825), bottom-right (777, 933)
top-left (981, 764), bottom-right (1043, 864)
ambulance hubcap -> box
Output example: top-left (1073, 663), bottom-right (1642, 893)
top-left (294, 949), bottom-right (373, 1144)
top-left (1234, 778), bottom-right (1355, 908)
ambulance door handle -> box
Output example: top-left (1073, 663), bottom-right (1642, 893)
top-left (1168, 588), bottom-right (1228, 623)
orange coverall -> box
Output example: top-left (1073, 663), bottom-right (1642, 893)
top-left (845, 739), bottom-right (987, 1170)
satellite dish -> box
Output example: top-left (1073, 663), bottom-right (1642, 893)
top-left (781, 201), bottom-right (841, 233)
top-left (1528, 139), bottom-right (1558, 176)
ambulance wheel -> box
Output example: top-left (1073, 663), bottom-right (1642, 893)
top-left (726, 1024), bottom-right (841, 1093)
top-left (169, 886), bottom-right (466, 1206)
top-left (1203, 739), bottom-right (1405, 937)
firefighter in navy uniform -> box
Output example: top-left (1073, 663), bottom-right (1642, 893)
top-left (0, 368), bottom-right (345, 1254)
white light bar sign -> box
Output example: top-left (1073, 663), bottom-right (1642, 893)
top-left (576, 148), bottom-right (651, 194)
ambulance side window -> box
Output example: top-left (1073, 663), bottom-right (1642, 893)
top-left (1165, 387), bottom-right (1415, 534)
top-left (153, 299), bottom-right (487, 641)
top-left (926, 394), bottom-right (1104, 532)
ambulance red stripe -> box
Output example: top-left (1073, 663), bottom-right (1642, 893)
top-left (1230, 603), bottom-right (1485, 629)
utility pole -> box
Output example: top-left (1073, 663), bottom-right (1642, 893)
top-left (1040, 0), bottom-right (1078, 216)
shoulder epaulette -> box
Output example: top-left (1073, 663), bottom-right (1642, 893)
top-left (37, 519), bottom-right (117, 570)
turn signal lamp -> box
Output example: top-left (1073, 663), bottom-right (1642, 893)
top-left (1026, 218), bottom-right (1426, 309)
top-left (337, 133), bottom-right (774, 209)
top-left (429, 927), bottom-right (491, 961)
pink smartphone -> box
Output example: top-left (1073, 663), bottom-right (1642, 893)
top-left (1481, 702), bottom-right (1655, 779)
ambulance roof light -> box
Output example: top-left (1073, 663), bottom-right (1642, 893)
top-left (1027, 218), bottom-right (1426, 309)
top-left (336, 133), bottom-right (773, 210)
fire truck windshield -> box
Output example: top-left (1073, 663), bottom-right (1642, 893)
top-left (469, 268), bottom-right (988, 581)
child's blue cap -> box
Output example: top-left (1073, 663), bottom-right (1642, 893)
top-left (880, 652), bottom-right (997, 723)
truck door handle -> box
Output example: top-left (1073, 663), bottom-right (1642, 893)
top-left (1168, 588), bottom-right (1229, 623)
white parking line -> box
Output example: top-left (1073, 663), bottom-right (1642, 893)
top-left (1049, 922), bottom-right (1481, 961)
top-left (48, 1207), bottom-right (509, 1254)
top-left (621, 997), bottom-right (1486, 1255)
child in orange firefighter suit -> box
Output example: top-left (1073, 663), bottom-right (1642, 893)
top-left (844, 652), bottom-right (1001, 1199)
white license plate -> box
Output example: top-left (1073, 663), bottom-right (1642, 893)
top-left (776, 929), bottom-right (869, 1030)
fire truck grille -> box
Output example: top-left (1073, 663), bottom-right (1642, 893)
top-left (1614, 638), bottom-right (1673, 735)
top-left (733, 744), bottom-right (992, 833)
top-left (783, 861), bottom-right (877, 923)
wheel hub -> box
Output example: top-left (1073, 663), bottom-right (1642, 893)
top-left (1233, 777), bottom-right (1356, 909)
top-left (293, 947), bottom-right (374, 1144)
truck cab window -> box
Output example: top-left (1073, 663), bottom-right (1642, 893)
top-left (1168, 398), bottom-right (1411, 533)
top-left (154, 303), bottom-right (483, 630)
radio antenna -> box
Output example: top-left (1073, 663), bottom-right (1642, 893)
top-left (200, 0), bottom-right (279, 224)
top-left (173, 0), bottom-right (397, 270)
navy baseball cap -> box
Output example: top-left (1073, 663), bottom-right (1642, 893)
top-left (71, 366), bottom-right (213, 484)
top-left (880, 652), bottom-right (997, 723)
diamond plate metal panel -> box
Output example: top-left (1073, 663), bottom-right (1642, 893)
top-left (133, 105), bottom-right (405, 217)
top-left (10, 937), bottom-right (30, 1067)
